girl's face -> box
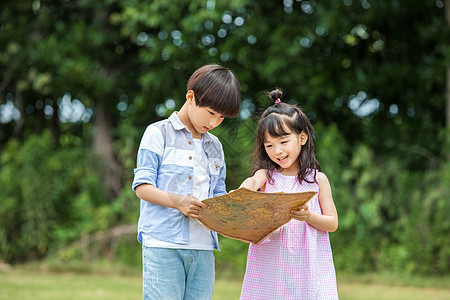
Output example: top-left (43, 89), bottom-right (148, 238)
top-left (263, 126), bottom-right (308, 175)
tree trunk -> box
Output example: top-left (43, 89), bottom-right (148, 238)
top-left (446, 0), bottom-right (450, 160)
top-left (94, 96), bottom-right (122, 199)
top-left (12, 85), bottom-right (24, 138)
top-left (446, 0), bottom-right (450, 128)
top-left (447, 67), bottom-right (450, 129)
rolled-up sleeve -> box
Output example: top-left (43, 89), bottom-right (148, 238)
top-left (132, 125), bottom-right (164, 191)
top-left (213, 163), bottom-right (227, 197)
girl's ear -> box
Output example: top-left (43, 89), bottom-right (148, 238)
top-left (186, 90), bottom-right (195, 104)
top-left (300, 130), bottom-right (308, 146)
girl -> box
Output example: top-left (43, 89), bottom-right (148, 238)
top-left (239, 89), bottom-right (339, 300)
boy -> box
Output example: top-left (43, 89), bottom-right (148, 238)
top-left (132, 64), bottom-right (241, 300)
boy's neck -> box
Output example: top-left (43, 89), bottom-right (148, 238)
top-left (177, 104), bottom-right (202, 139)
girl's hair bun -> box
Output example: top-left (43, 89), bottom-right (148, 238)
top-left (269, 88), bottom-right (283, 104)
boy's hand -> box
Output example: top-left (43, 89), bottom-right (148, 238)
top-left (176, 195), bottom-right (209, 218)
top-left (290, 205), bottom-right (310, 222)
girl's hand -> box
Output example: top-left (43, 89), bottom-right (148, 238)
top-left (239, 169), bottom-right (267, 191)
top-left (290, 205), bottom-right (310, 222)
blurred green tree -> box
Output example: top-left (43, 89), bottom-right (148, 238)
top-left (0, 0), bottom-right (449, 274)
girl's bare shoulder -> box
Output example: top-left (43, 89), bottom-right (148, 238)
top-left (317, 171), bottom-right (330, 184)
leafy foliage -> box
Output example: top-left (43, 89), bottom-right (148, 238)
top-left (0, 131), bottom-right (124, 263)
top-left (0, 0), bottom-right (449, 276)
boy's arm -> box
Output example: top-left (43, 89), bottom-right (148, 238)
top-left (239, 169), bottom-right (267, 191)
top-left (132, 125), bottom-right (207, 218)
top-left (212, 162), bottom-right (227, 197)
top-left (135, 184), bottom-right (208, 219)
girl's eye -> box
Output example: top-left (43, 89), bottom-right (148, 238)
top-left (265, 145), bottom-right (272, 148)
top-left (281, 141), bottom-right (287, 144)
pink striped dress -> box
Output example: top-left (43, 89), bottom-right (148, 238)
top-left (240, 169), bottom-right (338, 300)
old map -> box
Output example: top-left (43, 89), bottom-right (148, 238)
top-left (198, 187), bottom-right (317, 244)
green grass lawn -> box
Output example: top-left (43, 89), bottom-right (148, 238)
top-left (1, 265), bottom-right (449, 300)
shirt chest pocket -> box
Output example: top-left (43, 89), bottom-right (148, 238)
top-left (208, 158), bottom-right (223, 176)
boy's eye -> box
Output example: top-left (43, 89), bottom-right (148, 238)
top-left (208, 110), bottom-right (225, 118)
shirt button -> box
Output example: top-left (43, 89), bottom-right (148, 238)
top-left (188, 141), bottom-right (192, 145)
top-left (188, 176), bottom-right (192, 180)
top-left (189, 156), bottom-right (192, 160)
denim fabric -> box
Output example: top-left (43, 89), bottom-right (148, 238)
top-left (142, 246), bottom-right (215, 300)
top-left (132, 112), bottom-right (226, 249)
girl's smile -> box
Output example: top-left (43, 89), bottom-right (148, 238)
top-left (276, 155), bottom-right (288, 163)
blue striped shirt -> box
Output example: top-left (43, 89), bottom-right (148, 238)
top-left (132, 112), bottom-right (226, 249)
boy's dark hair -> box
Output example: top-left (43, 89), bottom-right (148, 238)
top-left (187, 64), bottom-right (241, 118)
top-left (253, 88), bottom-right (320, 184)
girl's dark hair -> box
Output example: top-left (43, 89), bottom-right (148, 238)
top-left (253, 88), bottom-right (320, 184)
top-left (187, 64), bottom-right (241, 117)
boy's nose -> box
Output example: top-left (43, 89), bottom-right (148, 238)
top-left (210, 117), bottom-right (222, 127)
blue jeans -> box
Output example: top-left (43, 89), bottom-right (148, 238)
top-left (142, 246), bottom-right (215, 300)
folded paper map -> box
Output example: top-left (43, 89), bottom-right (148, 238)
top-left (198, 187), bottom-right (317, 244)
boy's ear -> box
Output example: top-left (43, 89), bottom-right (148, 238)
top-left (186, 90), bottom-right (195, 104)
top-left (300, 130), bottom-right (308, 146)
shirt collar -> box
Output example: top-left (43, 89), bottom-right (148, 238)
top-left (168, 112), bottom-right (212, 143)
top-left (168, 112), bottom-right (185, 131)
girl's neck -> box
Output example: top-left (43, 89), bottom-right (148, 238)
top-left (277, 166), bottom-right (299, 177)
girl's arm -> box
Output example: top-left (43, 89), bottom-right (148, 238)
top-left (239, 169), bottom-right (267, 191)
top-left (290, 172), bottom-right (338, 232)
top-left (135, 184), bottom-right (208, 219)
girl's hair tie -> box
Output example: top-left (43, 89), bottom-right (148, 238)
top-left (275, 98), bottom-right (281, 104)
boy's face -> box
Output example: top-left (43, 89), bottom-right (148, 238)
top-left (186, 91), bottom-right (225, 137)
